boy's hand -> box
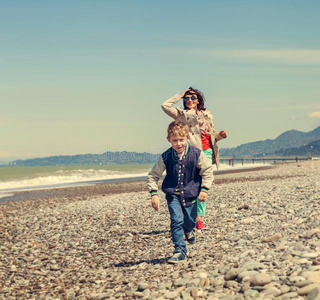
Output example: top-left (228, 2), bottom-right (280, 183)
top-left (198, 191), bottom-right (208, 202)
top-left (151, 195), bottom-right (160, 211)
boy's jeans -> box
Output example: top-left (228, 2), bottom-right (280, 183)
top-left (167, 194), bottom-right (197, 254)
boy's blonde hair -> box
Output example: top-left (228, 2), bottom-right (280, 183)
top-left (167, 121), bottom-right (189, 139)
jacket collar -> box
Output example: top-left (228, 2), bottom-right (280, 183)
top-left (172, 143), bottom-right (190, 159)
top-left (183, 108), bottom-right (212, 116)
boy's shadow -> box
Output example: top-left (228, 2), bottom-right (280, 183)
top-left (139, 229), bottom-right (170, 236)
top-left (108, 229), bottom-right (171, 267)
top-left (109, 257), bottom-right (167, 267)
top-left (115, 229), bottom-right (170, 237)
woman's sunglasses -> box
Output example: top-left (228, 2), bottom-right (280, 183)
top-left (183, 96), bottom-right (197, 101)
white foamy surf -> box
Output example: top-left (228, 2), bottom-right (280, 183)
top-left (0, 169), bottom-right (149, 195)
top-left (0, 162), bottom-right (272, 198)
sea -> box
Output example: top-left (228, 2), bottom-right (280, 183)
top-left (0, 161), bottom-right (273, 200)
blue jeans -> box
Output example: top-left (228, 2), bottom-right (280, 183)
top-left (167, 194), bottom-right (197, 254)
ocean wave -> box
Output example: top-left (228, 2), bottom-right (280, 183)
top-left (0, 169), bottom-right (149, 193)
top-left (0, 162), bottom-right (271, 193)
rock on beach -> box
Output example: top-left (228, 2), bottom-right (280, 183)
top-left (0, 160), bottom-right (320, 299)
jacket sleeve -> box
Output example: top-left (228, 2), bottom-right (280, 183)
top-left (213, 127), bottom-right (224, 142)
top-left (197, 151), bottom-right (214, 192)
top-left (207, 112), bottom-right (225, 142)
top-left (161, 94), bottom-right (182, 119)
top-left (213, 125), bottom-right (225, 142)
top-left (147, 155), bottom-right (166, 195)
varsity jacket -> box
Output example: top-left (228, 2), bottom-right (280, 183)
top-left (147, 145), bottom-right (214, 207)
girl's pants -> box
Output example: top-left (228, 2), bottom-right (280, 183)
top-left (167, 194), bottom-right (197, 254)
top-left (197, 148), bottom-right (213, 217)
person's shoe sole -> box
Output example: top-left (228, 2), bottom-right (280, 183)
top-left (168, 259), bottom-right (180, 264)
top-left (197, 227), bottom-right (210, 230)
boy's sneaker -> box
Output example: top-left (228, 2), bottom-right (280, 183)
top-left (168, 250), bottom-right (186, 264)
top-left (185, 230), bottom-right (196, 244)
top-left (196, 220), bottom-right (206, 230)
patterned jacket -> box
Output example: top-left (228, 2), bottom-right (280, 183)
top-left (162, 94), bottom-right (226, 169)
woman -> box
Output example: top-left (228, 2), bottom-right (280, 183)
top-left (161, 87), bottom-right (227, 230)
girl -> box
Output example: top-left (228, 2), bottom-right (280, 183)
top-left (161, 87), bottom-right (227, 230)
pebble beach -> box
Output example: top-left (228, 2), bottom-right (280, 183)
top-left (1, 160), bottom-right (320, 300)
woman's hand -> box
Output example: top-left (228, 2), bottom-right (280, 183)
top-left (180, 89), bottom-right (191, 99)
top-left (219, 130), bottom-right (227, 138)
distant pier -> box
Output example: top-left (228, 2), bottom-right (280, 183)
top-left (220, 157), bottom-right (313, 167)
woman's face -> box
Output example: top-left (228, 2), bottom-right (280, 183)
top-left (183, 92), bottom-right (199, 110)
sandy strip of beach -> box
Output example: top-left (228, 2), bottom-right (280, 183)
top-left (0, 160), bottom-right (319, 299)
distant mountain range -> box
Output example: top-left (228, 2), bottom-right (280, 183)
top-left (274, 139), bottom-right (320, 157)
top-left (5, 126), bottom-right (320, 166)
top-left (220, 126), bottom-right (320, 157)
top-left (8, 152), bottom-right (160, 166)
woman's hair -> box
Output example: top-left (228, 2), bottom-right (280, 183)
top-left (183, 87), bottom-right (206, 110)
top-left (167, 121), bottom-right (189, 139)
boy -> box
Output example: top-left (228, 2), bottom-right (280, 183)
top-left (147, 121), bottom-right (214, 263)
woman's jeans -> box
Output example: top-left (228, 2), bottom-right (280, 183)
top-left (167, 194), bottom-right (197, 254)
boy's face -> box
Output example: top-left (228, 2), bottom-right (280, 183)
top-left (167, 134), bottom-right (189, 154)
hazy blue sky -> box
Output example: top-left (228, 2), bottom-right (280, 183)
top-left (1, 1), bottom-right (320, 160)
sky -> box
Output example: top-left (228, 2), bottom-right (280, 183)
top-left (1, 0), bottom-right (320, 161)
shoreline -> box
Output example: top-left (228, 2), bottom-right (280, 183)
top-left (0, 164), bottom-right (275, 204)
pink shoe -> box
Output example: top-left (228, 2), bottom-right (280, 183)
top-left (196, 220), bottom-right (206, 230)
